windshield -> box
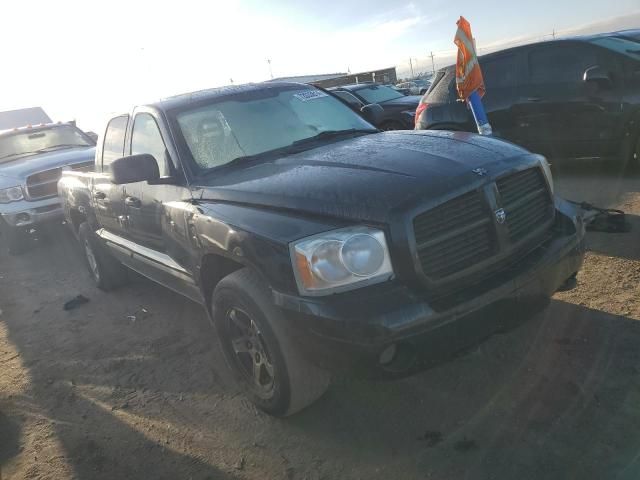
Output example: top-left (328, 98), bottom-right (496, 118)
top-left (0, 125), bottom-right (92, 164)
top-left (174, 86), bottom-right (375, 170)
top-left (353, 85), bottom-right (405, 103)
top-left (590, 36), bottom-right (640, 59)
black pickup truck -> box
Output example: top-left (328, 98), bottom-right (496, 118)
top-left (58, 82), bottom-right (585, 416)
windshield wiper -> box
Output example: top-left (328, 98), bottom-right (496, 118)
top-left (198, 129), bottom-right (378, 177)
top-left (36, 144), bottom-right (87, 152)
top-left (0, 144), bottom-right (88, 161)
top-left (291, 128), bottom-right (378, 146)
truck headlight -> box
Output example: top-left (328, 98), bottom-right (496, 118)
top-left (538, 156), bottom-right (554, 194)
top-left (291, 226), bottom-right (394, 295)
top-left (0, 186), bottom-right (24, 204)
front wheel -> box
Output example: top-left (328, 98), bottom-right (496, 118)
top-left (212, 268), bottom-right (330, 416)
top-left (78, 222), bottom-right (128, 291)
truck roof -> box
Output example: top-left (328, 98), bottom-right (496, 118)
top-left (0, 107), bottom-right (52, 131)
top-left (152, 82), bottom-right (309, 112)
top-left (0, 121), bottom-right (77, 138)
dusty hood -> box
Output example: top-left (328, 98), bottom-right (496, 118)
top-left (194, 130), bottom-right (536, 223)
top-left (0, 146), bottom-right (95, 181)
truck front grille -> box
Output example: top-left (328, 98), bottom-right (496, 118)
top-left (412, 167), bottom-right (553, 282)
top-left (413, 190), bottom-right (496, 279)
top-left (25, 161), bottom-right (93, 200)
top-left (26, 168), bottom-right (62, 200)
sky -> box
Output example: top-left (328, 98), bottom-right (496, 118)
top-left (1, 0), bottom-right (638, 132)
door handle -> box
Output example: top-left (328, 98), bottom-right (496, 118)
top-left (125, 196), bottom-right (141, 208)
top-left (93, 191), bottom-right (106, 200)
top-left (526, 97), bottom-right (542, 102)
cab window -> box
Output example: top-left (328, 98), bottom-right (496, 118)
top-left (131, 113), bottom-right (170, 177)
top-left (101, 115), bottom-right (128, 172)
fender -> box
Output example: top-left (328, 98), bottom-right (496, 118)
top-left (193, 201), bottom-right (344, 295)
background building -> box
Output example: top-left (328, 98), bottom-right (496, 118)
top-left (270, 67), bottom-right (397, 88)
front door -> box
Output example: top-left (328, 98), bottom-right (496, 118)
top-left (514, 42), bottom-right (618, 159)
top-left (480, 52), bottom-right (520, 143)
top-left (122, 112), bottom-right (201, 301)
top-left (123, 113), bottom-right (172, 251)
top-left (93, 115), bottom-right (128, 236)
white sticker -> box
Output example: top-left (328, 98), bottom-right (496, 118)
top-left (293, 90), bottom-right (329, 102)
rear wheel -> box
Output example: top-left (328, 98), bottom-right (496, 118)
top-left (78, 222), bottom-right (128, 291)
top-left (212, 268), bottom-right (330, 416)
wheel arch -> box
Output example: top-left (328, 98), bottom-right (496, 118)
top-left (199, 253), bottom-right (246, 314)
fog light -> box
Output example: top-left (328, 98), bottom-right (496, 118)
top-left (15, 213), bottom-right (31, 225)
top-left (379, 344), bottom-right (397, 366)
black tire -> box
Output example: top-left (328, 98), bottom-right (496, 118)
top-left (78, 222), bottom-right (128, 291)
top-left (212, 268), bottom-right (330, 416)
top-left (380, 121), bottom-right (404, 131)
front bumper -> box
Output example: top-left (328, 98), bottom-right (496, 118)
top-left (0, 197), bottom-right (63, 228)
top-left (273, 200), bottom-right (586, 377)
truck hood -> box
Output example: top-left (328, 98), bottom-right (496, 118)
top-left (0, 146), bottom-right (95, 182)
top-left (194, 130), bottom-right (536, 223)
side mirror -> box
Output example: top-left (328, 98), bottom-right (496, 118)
top-left (360, 103), bottom-right (385, 126)
top-left (583, 65), bottom-right (611, 89)
top-left (111, 154), bottom-right (160, 184)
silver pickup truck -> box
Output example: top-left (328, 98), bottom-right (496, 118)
top-left (0, 122), bottom-right (95, 254)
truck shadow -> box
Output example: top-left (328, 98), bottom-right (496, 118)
top-left (0, 235), bottom-right (244, 479)
top-left (0, 410), bottom-right (21, 471)
top-left (585, 213), bottom-right (639, 261)
top-left (553, 158), bottom-right (639, 208)
top-left (287, 299), bottom-right (640, 479)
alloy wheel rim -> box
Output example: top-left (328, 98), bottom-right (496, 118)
top-left (226, 307), bottom-right (275, 397)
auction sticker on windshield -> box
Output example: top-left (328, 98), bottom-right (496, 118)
top-left (293, 90), bottom-right (329, 102)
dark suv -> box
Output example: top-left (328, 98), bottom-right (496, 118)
top-left (415, 32), bottom-right (640, 166)
top-left (330, 83), bottom-right (421, 130)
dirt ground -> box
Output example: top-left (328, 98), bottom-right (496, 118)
top-left (1, 160), bottom-right (639, 480)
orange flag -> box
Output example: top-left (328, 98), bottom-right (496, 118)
top-left (454, 16), bottom-right (485, 100)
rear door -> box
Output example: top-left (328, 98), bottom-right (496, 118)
top-left (480, 52), bottom-right (521, 142)
top-left (514, 42), bottom-right (618, 158)
top-left (93, 115), bottom-right (128, 235)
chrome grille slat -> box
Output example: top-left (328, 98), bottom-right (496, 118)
top-left (413, 191), bottom-right (495, 279)
top-left (418, 224), bottom-right (494, 278)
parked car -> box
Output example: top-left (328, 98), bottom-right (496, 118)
top-left (0, 122), bottom-right (96, 253)
top-left (58, 82), bottom-right (585, 416)
top-left (397, 79), bottom-right (431, 95)
top-left (415, 33), bottom-right (640, 166)
top-left (329, 83), bottom-right (421, 130)
top-left (389, 84), bottom-right (410, 96)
